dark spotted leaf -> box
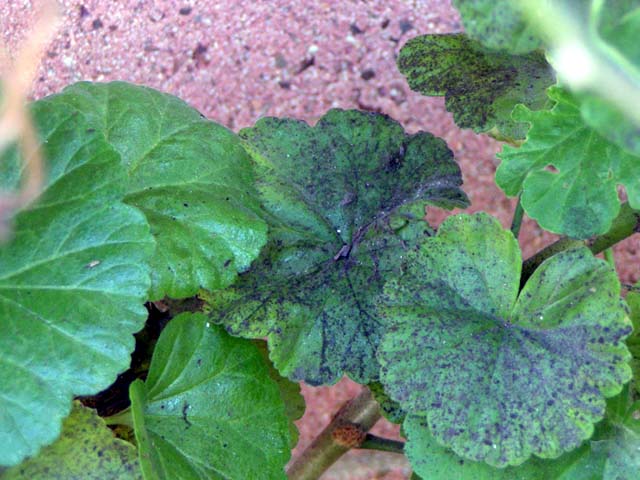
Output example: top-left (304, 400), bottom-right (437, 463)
top-left (378, 213), bottom-right (632, 467)
top-left (42, 82), bottom-right (268, 299)
top-left (398, 34), bottom-right (554, 141)
top-left (404, 415), bottom-right (588, 480)
top-left (203, 109), bottom-right (468, 385)
top-left (405, 387), bottom-right (640, 479)
top-left (369, 382), bottom-right (406, 424)
top-left (452, 0), bottom-right (541, 54)
top-left (0, 99), bottom-right (153, 466)
top-left (129, 313), bottom-right (293, 480)
top-left (497, 86), bottom-right (640, 239)
top-left (2, 402), bottom-right (141, 480)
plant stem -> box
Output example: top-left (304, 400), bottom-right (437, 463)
top-left (359, 434), bottom-right (405, 454)
top-left (286, 387), bottom-right (381, 480)
top-left (604, 248), bottom-right (616, 268)
top-left (521, 202), bottom-right (639, 286)
top-left (510, 197), bottom-right (524, 239)
top-left (587, 203), bottom-right (640, 253)
top-left (104, 408), bottom-right (133, 427)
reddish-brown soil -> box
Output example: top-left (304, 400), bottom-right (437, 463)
top-left (3, 1), bottom-right (638, 478)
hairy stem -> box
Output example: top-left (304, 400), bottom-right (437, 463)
top-left (286, 387), bottom-right (381, 480)
top-left (359, 434), bottom-right (405, 454)
top-left (521, 202), bottom-right (640, 285)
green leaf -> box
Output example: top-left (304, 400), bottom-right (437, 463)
top-left (378, 213), bottom-right (632, 467)
top-left (496, 86), bottom-right (640, 239)
top-left (404, 415), bottom-right (590, 480)
top-left (0, 99), bottom-right (153, 465)
top-left (578, 2), bottom-right (640, 156)
top-left (627, 287), bottom-right (640, 397)
top-left (1, 402), bottom-right (141, 480)
top-left (451, 0), bottom-right (541, 54)
top-left (579, 95), bottom-right (640, 158)
top-left (129, 313), bottom-right (292, 480)
top-left (203, 109), bottom-right (468, 385)
top-left (406, 388), bottom-right (640, 480)
top-left (44, 81), bottom-right (268, 299)
top-left (594, 0), bottom-right (640, 65)
top-left (397, 34), bottom-right (554, 141)
top-left (253, 340), bottom-right (305, 446)
top-left (369, 382), bottom-right (406, 424)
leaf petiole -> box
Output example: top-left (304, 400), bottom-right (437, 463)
top-left (359, 434), bottom-right (405, 454)
top-left (510, 196), bottom-right (524, 239)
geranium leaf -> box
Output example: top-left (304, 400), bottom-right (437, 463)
top-left (397, 34), bottom-right (554, 141)
top-left (378, 213), bottom-right (632, 467)
top-left (1, 402), bottom-right (141, 480)
top-left (451, 0), bottom-right (541, 54)
top-left (253, 340), bottom-right (305, 446)
top-left (203, 109), bottom-right (468, 385)
top-left (405, 388), bottom-right (640, 480)
top-left (44, 82), bottom-right (268, 299)
top-left (0, 99), bottom-right (153, 465)
top-left (129, 313), bottom-right (292, 480)
top-left (404, 415), bottom-right (590, 480)
top-left (496, 86), bottom-right (640, 239)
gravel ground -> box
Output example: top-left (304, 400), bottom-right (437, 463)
top-left (3, 1), bottom-right (638, 478)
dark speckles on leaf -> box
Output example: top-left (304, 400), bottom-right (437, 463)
top-left (204, 109), bottom-right (467, 385)
top-left (398, 33), bottom-right (554, 141)
top-left (379, 215), bottom-right (632, 467)
top-left (182, 402), bottom-right (192, 428)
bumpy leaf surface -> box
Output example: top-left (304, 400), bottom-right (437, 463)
top-left (129, 313), bottom-right (293, 480)
top-left (406, 388), bottom-right (640, 480)
top-left (451, 0), bottom-right (541, 54)
top-left (44, 81), bottom-right (267, 299)
top-left (404, 415), bottom-right (588, 480)
top-left (497, 86), bottom-right (640, 239)
top-left (398, 34), bottom-right (554, 141)
top-left (378, 213), bottom-right (632, 467)
top-left (203, 109), bottom-right (468, 385)
top-left (0, 100), bottom-right (153, 465)
top-left (1, 402), bottom-right (141, 480)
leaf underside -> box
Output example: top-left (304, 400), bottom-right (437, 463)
top-left (203, 109), bottom-right (468, 385)
top-left (129, 313), bottom-right (292, 480)
top-left (0, 99), bottom-right (153, 466)
top-left (41, 81), bottom-right (268, 299)
top-left (378, 213), bottom-right (632, 467)
top-left (497, 86), bottom-right (640, 239)
top-left (398, 34), bottom-right (554, 141)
